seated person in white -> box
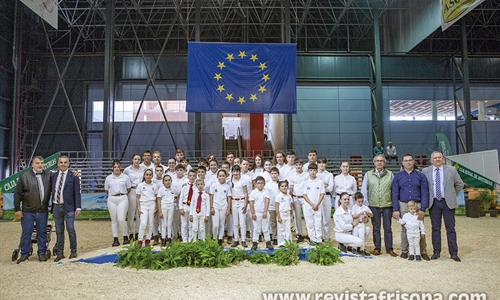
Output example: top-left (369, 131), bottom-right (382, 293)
top-left (350, 192), bottom-right (373, 256)
top-left (397, 200), bottom-right (426, 261)
top-left (333, 192), bottom-right (363, 255)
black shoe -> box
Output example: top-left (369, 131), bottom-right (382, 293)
top-left (134, 233), bottom-right (139, 240)
top-left (39, 254), bottom-right (48, 262)
top-left (338, 243), bottom-right (347, 253)
top-left (361, 250), bottom-right (371, 256)
top-left (123, 236), bottom-right (130, 245)
top-left (241, 241), bottom-right (248, 248)
top-left (230, 241), bottom-right (239, 248)
top-left (17, 256), bottom-right (28, 264)
top-left (400, 252), bottom-right (408, 259)
top-left (69, 251), bottom-right (77, 259)
top-left (112, 237), bottom-right (120, 247)
top-left (451, 255), bottom-right (461, 262)
top-left (352, 248), bottom-right (357, 255)
top-left (266, 241), bottom-right (274, 250)
top-left (251, 242), bottom-right (258, 251)
top-left (161, 239), bottom-right (166, 247)
top-left (408, 255), bottom-right (415, 261)
top-left (416, 255), bottom-right (421, 261)
top-left (431, 253), bottom-right (440, 260)
top-left (54, 254), bottom-right (65, 262)
top-left (272, 239), bottom-right (278, 246)
top-left (218, 239), bottom-right (223, 246)
top-left (129, 233), bottom-right (134, 241)
top-left (297, 235), bottom-right (304, 243)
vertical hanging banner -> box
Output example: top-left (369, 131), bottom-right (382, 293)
top-left (441, 0), bottom-right (485, 31)
top-left (186, 42), bottom-right (297, 114)
top-left (436, 133), bottom-right (453, 157)
top-left (20, 0), bottom-right (59, 29)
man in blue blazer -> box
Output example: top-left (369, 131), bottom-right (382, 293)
top-left (51, 155), bottom-right (82, 262)
top-left (422, 151), bottom-right (464, 262)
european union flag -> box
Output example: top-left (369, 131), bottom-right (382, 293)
top-left (186, 42), bottom-right (297, 114)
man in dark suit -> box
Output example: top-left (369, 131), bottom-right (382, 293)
top-left (422, 151), bottom-right (464, 262)
top-left (51, 155), bottom-right (82, 262)
top-left (14, 156), bottom-right (52, 263)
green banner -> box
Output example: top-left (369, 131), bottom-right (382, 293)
top-left (436, 133), bottom-right (453, 157)
top-left (0, 153), bottom-right (60, 193)
top-left (452, 162), bottom-right (495, 190)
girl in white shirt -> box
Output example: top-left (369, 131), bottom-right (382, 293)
top-left (123, 154), bottom-right (146, 241)
top-left (210, 170), bottom-right (232, 245)
top-left (136, 169), bottom-right (159, 247)
top-left (230, 165), bottom-right (249, 248)
top-left (334, 161), bottom-right (358, 209)
top-left (157, 175), bottom-right (179, 246)
top-left (251, 154), bottom-right (264, 178)
top-left (333, 192), bottom-right (363, 255)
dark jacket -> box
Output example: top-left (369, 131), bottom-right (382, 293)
top-left (50, 170), bottom-right (82, 212)
top-left (14, 170), bottom-right (52, 212)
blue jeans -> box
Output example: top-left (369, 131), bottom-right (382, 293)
top-left (53, 205), bottom-right (77, 253)
top-left (369, 206), bottom-right (393, 252)
top-left (20, 211), bottom-right (48, 257)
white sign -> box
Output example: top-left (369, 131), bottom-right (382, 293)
top-left (20, 0), bottom-right (58, 30)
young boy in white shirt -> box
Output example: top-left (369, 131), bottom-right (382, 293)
top-left (249, 176), bottom-right (274, 251)
top-left (289, 158), bottom-right (308, 243)
top-left (303, 163), bottom-right (325, 245)
top-left (276, 180), bottom-right (294, 247)
top-left (189, 178), bottom-right (210, 241)
top-left (351, 192), bottom-right (373, 256)
top-left (179, 169), bottom-right (197, 243)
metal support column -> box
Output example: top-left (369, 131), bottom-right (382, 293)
top-left (194, 0), bottom-right (201, 156)
top-left (284, 0), bottom-right (293, 151)
top-left (10, 1), bottom-right (21, 172)
top-left (371, 3), bottom-right (384, 147)
top-left (103, 0), bottom-right (115, 158)
top-left (461, 20), bottom-right (473, 153)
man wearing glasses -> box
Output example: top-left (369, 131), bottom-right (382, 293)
top-left (361, 155), bottom-right (397, 257)
top-left (391, 154), bottom-right (430, 261)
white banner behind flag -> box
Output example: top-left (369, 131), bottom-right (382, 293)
top-left (20, 0), bottom-right (58, 29)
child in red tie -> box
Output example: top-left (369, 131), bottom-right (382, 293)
top-left (189, 179), bottom-right (211, 241)
top-left (179, 169), bottom-right (197, 243)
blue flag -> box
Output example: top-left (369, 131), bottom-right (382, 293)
top-left (186, 42), bottom-right (297, 114)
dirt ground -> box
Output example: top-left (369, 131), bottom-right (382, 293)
top-left (0, 216), bottom-right (498, 300)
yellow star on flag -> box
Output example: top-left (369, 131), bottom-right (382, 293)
top-left (214, 73), bottom-right (222, 81)
top-left (250, 54), bottom-right (258, 62)
top-left (259, 86), bottom-right (267, 93)
top-left (238, 97), bottom-right (246, 105)
top-left (259, 62), bottom-right (267, 70)
top-left (217, 85), bottom-right (225, 92)
top-left (262, 74), bottom-right (270, 82)
top-left (217, 62), bottom-right (226, 69)
top-left (225, 93), bottom-right (233, 101)
top-left (238, 51), bottom-right (247, 59)
top-left (250, 94), bottom-right (258, 101)
top-left (227, 54), bottom-right (234, 61)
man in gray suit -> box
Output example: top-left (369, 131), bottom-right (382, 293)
top-left (422, 151), bottom-right (464, 262)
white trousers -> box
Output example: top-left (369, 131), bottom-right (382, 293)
top-left (173, 206), bottom-right (180, 239)
top-left (252, 212), bottom-right (271, 242)
top-left (335, 232), bottom-right (363, 248)
top-left (232, 200), bottom-right (247, 242)
top-left (407, 232), bottom-right (421, 256)
top-left (293, 197), bottom-right (304, 236)
top-left (212, 208), bottom-right (226, 239)
top-left (352, 224), bottom-right (371, 251)
top-left (245, 204), bottom-right (254, 234)
top-left (160, 204), bottom-right (175, 239)
top-left (126, 189), bottom-right (138, 235)
top-left (180, 205), bottom-right (191, 243)
top-left (225, 214), bottom-right (233, 236)
top-left (277, 211), bottom-right (292, 246)
top-left (138, 200), bottom-right (155, 241)
top-left (321, 195), bottom-right (332, 240)
top-left (191, 215), bottom-right (206, 241)
top-left (107, 195), bottom-right (129, 238)
top-left (303, 204), bottom-right (323, 243)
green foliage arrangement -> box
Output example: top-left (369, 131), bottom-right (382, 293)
top-left (306, 240), bottom-right (343, 266)
top-left (225, 248), bottom-right (247, 264)
top-left (477, 191), bottom-right (495, 210)
top-left (246, 251), bottom-right (273, 264)
top-left (272, 240), bottom-right (300, 266)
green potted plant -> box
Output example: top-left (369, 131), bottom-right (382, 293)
top-left (477, 191), bottom-right (497, 217)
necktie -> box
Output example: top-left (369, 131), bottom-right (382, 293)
top-left (435, 168), bottom-right (442, 199)
top-left (56, 172), bottom-right (65, 204)
top-left (35, 172), bottom-right (44, 203)
top-left (187, 183), bottom-right (193, 206)
top-left (196, 192), bottom-right (203, 213)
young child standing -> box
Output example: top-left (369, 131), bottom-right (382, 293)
top-left (156, 175), bottom-right (179, 246)
top-left (210, 170), bottom-right (231, 246)
top-left (289, 158), bottom-right (308, 243)
top-left (275, 180), bottom-right (293, 247)
top-left (230, 165), bottom-right (249, 248)
top-left (189, 178), bottom-right (210, 241)
top-left (249, 176), bottom-right (274, 251)
top-left (171, 164), bottom-right (188, 240)
top-left (151, 165), bottom-right (165, 244)
top-left (136, 169), bottom-right (159, 247)
top-left (303, 163), bottom-right (325, 245)
top-left (397, 200), bottom-right (426, 261)
top-left (350, 192), bottom-right (373, 256)
top-left (153, 165), bottom-right (165, 187)
top-left (179, 169), bottom-right (197, 243)
top-left (267, 167), bottom-right (280, 245)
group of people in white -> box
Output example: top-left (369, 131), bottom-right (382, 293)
top-left (104, 148), bottom-right (431, 257)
